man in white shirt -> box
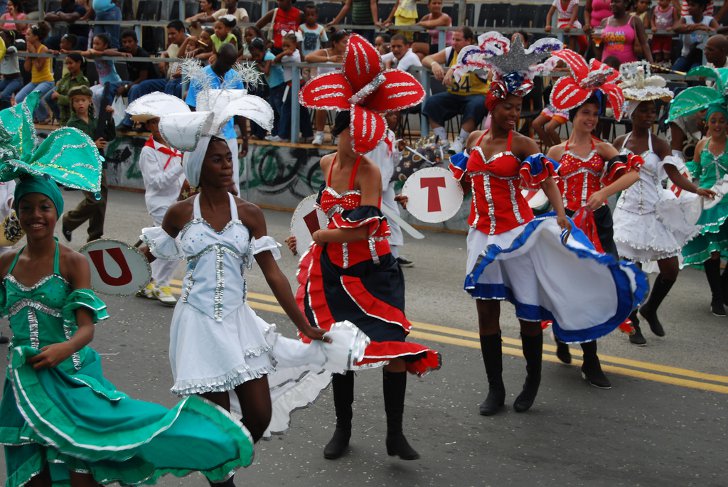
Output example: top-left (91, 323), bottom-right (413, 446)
top-left (383, 34), bottom-right (422, 72)
top-left (136, 116), bottom-right (185, 305)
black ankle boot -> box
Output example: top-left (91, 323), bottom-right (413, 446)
top-left (628, 310), bottom-right (646, 346)
top-left (324, 372), bottom-right (354, 459)
top-left (555, 338), bottom-right (572, 364)
top-left (513, 333), bottom-right (542, 413)
top-left (479, 334), bottom-right (505, 416)
top-left (705, 259), bottom-right (726, 316)
top-left (383, 370), bottom-right (419, 460)
top-left (639, 275), bottom-right (675, 337)
top-left (580, 341), bottom-right (611, 389)
top-left (208, 476), bottom-right (236, 487)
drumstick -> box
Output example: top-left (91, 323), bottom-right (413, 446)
top-left (649, 64), bottom-right (686, 76)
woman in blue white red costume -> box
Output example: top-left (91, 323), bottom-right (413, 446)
top-left (667, 66), bottom-right (728, 317)
top-left (450, 33), bottom-right (647, 414)
top-left (296, 34), bottom-right (441, 461)
top-left (547, 49), bottom-right (644, 388)
top-left (612, 62), bottom-right (714, 344)
top-left (139, 75), bottom-right (368, 487)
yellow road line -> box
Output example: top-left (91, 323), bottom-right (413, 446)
top-left (166, 286), bottom-right (728, 393)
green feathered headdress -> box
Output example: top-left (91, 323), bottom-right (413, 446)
top-left (0, 91), bottom-right (104, 194)
top-left (667, 66), bottom-right (728, 123)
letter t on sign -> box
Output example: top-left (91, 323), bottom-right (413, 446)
top-left (420, 176), bottom-right (447, 213)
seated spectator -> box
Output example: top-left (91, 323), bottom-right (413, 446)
top-left (185, 0), bottom-right (217, 37)
top-left (181, 31), bottom-right (214, 62)
top-left (256, 0), bottom-right (304, 54)
top-left (43, 0), bottom-right (89, 51)
top-left (16, 22), bottom-right (54, 123)
top-left (383, 0), bottom-right (420, 41)
top-left (116, 30), bottom-right (159, 99)
top-left (382, 34), bottom-right (422, 72)
top-left (421, 26), bottom-right (487, 153)
top-left (0, 30), bottom-right (21, 110)
top-left (705, 33), bottom-right (728, 68)
top-left (674, 0), bottom-right (718, 71)
top-left (375, 32), bottom-right (391, 55)
top-left (305, 29), bottom-right (349, 145)
top-left (213, 0), bottom-right (249, 23)
top-left (64, 32), bottom-right (128, 118)
top-left (45, 53), bottom-right (90, 125)
top-left (92, 0), bottom-right (122, 49)
top-left (412, 0), bottom-right (452, 58)
top-left (118, 20), bottom-right (188, 129)
top-left (0, 0), bottom-right (27, 36)
top-left (211, 15), bottom-right (237, 53)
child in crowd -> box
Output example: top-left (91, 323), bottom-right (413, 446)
top-left (383, 0), bottom-right (420, 41)
top-left (652, 0), bottom-right (679, 65)
top-left (211, 15), bottom-right (237, 52)
top-left (275, 32), bottom-right (314, 142)
top-left (375, 32), bottom-right (392, 55)
top-left (299, 2), bottom-right (328, 59)
top-left (0, 30), bottom-right (21, 110)
top-left (64, 33), bottom-right (127, 118)
top-left (62, 85), bottom-right (115, 243)
top-left (136, 116), bottom-right (184, 306)
top-left (532, 104), bottom-right (569, 149)
top-left (545, 0), bottom-right (586, 52)
top-left (270, 33), bottom-right (296, 142)
top-left (239, 25), bottom-right (263, 60)
top-left (46, 53), bottom-right (89, 126)
top-left (51, 33), bottom-right (78, 78)
top-left (16, 22), bottom-right (54, 123)
top-left (191, 30), bottom-right (215, 61)
top-left (673, 0), bottom-right (718, 71)
top-left (248, 37), bottom-right (275, 139)
top-left (633, 0), bottom-right (652, 26)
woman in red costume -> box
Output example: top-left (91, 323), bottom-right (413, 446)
top-left (296, 34), bottom-right (441, 462)
top-left (548, 49), bottom-right (642, 388)
top-left (450, 33), bottom-right (647, 415)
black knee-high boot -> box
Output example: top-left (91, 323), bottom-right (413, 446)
top-left (580, 340), bottom-right (611, 389)
top-left (513, 332), bottom-right (543, 413)
top-left (554, 337), bottom-right (572, 364)
top-left (383, 369), bottom-right (419, 460)
top-left (639, 274), bottom-right (675, 336)
top-left (704, 259), bottom-right (725, 316)
top-left (324, 371), bottom-right (354, 459)
top-left (479, 333), bottom-right (505, 415)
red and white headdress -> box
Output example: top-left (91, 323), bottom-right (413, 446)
top-left (549, 49), bottom-right (625, 121)
top-left (298, 33), bottom-right (425, 154)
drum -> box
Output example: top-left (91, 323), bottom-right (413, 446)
top-left (401, 167), bottom-right (464, 223)
top-left (79, 239), bottom-right (151, 296)
top-left (290, 194), bottom-right (328, 255)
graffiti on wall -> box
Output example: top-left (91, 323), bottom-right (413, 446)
top-left (103, 135), bottom-right (470, 231)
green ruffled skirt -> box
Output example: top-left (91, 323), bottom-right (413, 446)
top-left (0, 346), bottom-right (254, 487)
top-left (682, 203), bottom-right (728, 266)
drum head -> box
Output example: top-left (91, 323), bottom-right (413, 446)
top-left (80, 239), bottom-right (151, 296)
top-left (401, 167), bottom-right (464, 223)
top-left (290, 194), bottom-right (328, 255)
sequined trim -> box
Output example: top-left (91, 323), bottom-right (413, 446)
top-left (5, 274), bottom-right (69, 292)
top-left (180, 270), bottom-right (194, 303)
top-left (171, 364), bottom-right (277, 396)
top-left (27, 308), bottom-right (39, 349)
top-left (368, 238), bottom-right (380, 265)
top-left (342, 242), bottom-right (349, 268)
top-left (484, 174), bottom-right (496, 235)
top-left (508, 180), bottom-right (524, 224)
top-left (7, 299), bottom-right (61, 319)
top-left (62, 321), bottom-right (82, 370)
top-left (214, 246), bottom-right (225, 321)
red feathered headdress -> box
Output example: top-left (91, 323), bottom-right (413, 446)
top-left (298, 33), bottom-right (425, 154)
top-left (549, 49), bottom-right (625, 121)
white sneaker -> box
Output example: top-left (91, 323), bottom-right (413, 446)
top-left (449, 138), bottom-right (464, 154)
top-left (154, 286), bottom-right (177, 306)
top-left (312, 133), bottom-right (324, 145)
top-left (265, 135), bottom-right (283, 142)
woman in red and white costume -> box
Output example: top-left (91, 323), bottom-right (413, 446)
top-left (450, 33), bottom-right (647, 416)
top-left (547, 49), bottom-right (642, 388)
top-left (296, 34), bottom-right (441, 462)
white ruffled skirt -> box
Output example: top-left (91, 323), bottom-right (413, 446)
top-left (169, 301), bottom-right (368, 435)
top-left (465, 215), bottom-right (647, 343)
top-left (613, 190), bottom-right (702, 263)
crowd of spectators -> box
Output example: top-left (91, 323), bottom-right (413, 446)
top-left (0, 0), bottom-right (727, 146)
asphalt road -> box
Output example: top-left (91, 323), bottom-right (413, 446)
top-left (1, 189), bottom-right (727, 486)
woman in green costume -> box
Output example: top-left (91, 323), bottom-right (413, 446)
top-left (682, 105), bottom-right (728, 316)
top-left (0, 94), bottom-right (254, 486)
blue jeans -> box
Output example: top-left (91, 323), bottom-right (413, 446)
top-left (269, 83), bottom-right (285, 137)
top-left (120, 78), bottom-right (180, 127)
top-left (15, 81), bottom-right (54, 121)
top-left (278, 85), bottom-right (313, 140)
top-left (0, 76), bottom-right (22, 109)
top-left (94, 6), bottom-right (122, 49)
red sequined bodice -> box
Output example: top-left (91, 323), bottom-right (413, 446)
top-left (557, 139), bottom-right (608, 212)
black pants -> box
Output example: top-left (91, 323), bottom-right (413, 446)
top-left (63, 171), bottom-right (108, 242)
